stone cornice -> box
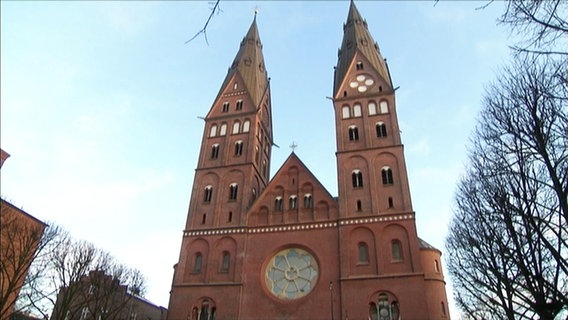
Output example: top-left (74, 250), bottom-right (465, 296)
top-left (184, 213), bottom-right (414, 237)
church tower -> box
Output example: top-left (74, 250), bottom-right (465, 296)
top-left (167, 3), bottom-right (449, 320)
top-left (167, 15), bottom-right (273, 320)
top-left (332, 2), bottom-right (448, 319)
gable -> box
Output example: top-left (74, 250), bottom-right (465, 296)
top-left (246, 153), bottom-right (338, 226)
top-left (334, 51), bottom-right (393, 100)
top-left (205, 72), bottom-right (259, 119)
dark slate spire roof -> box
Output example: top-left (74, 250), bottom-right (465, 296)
top-left (334, 1), bottom-right (392, 95)
top-left (419, 238), bottom-right (440, 251)
top-left (217, 16), bottom-right (269, 108)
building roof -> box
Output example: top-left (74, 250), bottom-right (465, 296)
top-left (418, 238), bottom-right (440, 251)
top-left (1, 199), bottom-right (47, 227)
top-left (334, 1), bottom-right (392, 95)
top-left (271, 152), bottom-right (337, 201)
top-left (215, 15), bottom-right (269, 109)
top-left (246, 151), bottom-right (339, 218)
top-left (0, 148), bottom-right (10, 169)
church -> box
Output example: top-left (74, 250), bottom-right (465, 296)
top-left (167, 2), bottom-right (449, 319)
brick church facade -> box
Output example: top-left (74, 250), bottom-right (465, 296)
top-left (167, 2), bottom-right (449, 319)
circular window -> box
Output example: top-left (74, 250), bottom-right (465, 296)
top-left (264, 248), bottom-right (319, 300)
top-left (349, 73), bottom-right (375, 93)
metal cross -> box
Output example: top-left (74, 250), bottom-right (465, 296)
top-left (290, 141), bottom-right (298, 152)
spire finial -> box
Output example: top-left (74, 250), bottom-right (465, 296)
top-left (290, 141), bottom-right (298, 153)
top-left (254, 6), bottom-right (259, 17)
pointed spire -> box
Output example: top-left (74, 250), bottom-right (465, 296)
top-left (334, 1), bottom-right (392, 95)
top-left (217, 16), bottom-right (269, 108)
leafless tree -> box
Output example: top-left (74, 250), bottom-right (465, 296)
top-left (446, 54), bottom-right (568, 320)
top-left (0, 204), bottom-right (56, 320)
top-left (15, 227), bottom-right (146, 320)
top-left (499, 0), bottom-right (568, 56)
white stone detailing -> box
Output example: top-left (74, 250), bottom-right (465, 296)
top-left (183, 214), bottom-right (413, 237)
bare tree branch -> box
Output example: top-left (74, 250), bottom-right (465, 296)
top-left (446, 55), bottom-right (568, 320)
top-left (185, 0), bottom-right (221, 45)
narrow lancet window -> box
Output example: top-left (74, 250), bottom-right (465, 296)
top-left (352, 170), bottom-right (363, 188)
top-left (229, 183), bottom-right (238, 200)
top-left (348, 126), bottom-right (359, 141)
top-left (376, 122), bottom-right (387, 138)
top-left (382, 167), bottom-right (394, 185)
top-left (303, 194), bottom-right (313, 209)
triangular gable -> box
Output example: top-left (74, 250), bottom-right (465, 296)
top-left (246, 152), bottom-right (338, 226)
top-left (334, 51), bottom-right (393, 100)
top-left (205, 72), bottom-right (259, 119)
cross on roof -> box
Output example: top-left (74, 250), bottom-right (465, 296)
top-left (290, 141), bottom-right (298, 152)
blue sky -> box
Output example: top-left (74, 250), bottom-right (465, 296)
top-left (1, 1), bottom-right (511, 317)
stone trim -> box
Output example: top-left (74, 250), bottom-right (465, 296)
top-left (183, 214), bottom-right (413, 237)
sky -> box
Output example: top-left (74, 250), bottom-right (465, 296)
top-left (1, 1), bottom-right (513, 318)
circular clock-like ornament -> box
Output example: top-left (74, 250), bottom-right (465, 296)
top-left (264, 248), bottom-right (319, 300)
top-left (349, 73), bottom-right (375, 92)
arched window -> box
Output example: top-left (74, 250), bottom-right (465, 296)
top-left (229, 183), bottom-right (238, 200)
top-left (255, 146), bottom-right (260, 164)
top-left (370, 293), bottom-right (400, 320)
top-left (202, 213), bottom-right (206, 224)
top-left (289, 195), bottom-right (297, 210)
top-left (262, 160), bottom-right (267, 178)
top-left (222, 102), bottom-right (229, 113)
top-left (352, 170), bottom-right (363, 188)
top-left (203, 186), bottom-right (213, 203)
top-left (236, 100), bottom-right (243, 110)
top-left (210, 125), bottom-right (218, 137)
top-left (228, 211), bottom-right (233, 222)
top-left (441, 302), bottom-right (446, 317)
top-left (199, 301), bottom-right (209, 320)
top-left (234, 141), bottom-right (243, 156)
top-left (369, 302), bottom-right (378, 320)
top-left (274, 197), bottom-right (283, 212)
top-left (342, 106), bottom-right (350, 119)
top-left (368, 101), bottom-right (377, 115)
top-left (220, 252), bottom-right (230, 273)
top-left (348, 125), bottom-right (359, 141)
top-left (303, 194), bottom-right (313, 209)
top-left (211, 144), bottom-right (220, 159)
top-left (242, 120), bottom-right (250, 132)
top-left (232, 121), bottom-right (240, 134)
top-left (353, 104), bottom-right (362, 117)
top-left (376, 122), bottom-right (387, 138)
top-left (356, 61), bottom-right (364, 70)
top-left (388, 197), bottom-right (394, 208)
top-left (435, 260), bottom-right (440, 273)
top-left (358, 242), bottom-right (369, 263)
top-left (382, 167), bottom-right (394, 185)
top-left (357, 200), bottom-right (362, 211)
top-left (219, 123), bottom-right (227, 136)
top-left (193, 253), bottom-right (202, 273)
top-left (379, 100), bottom-right (389, 114)
top-left (392, 240), bottom-right (402, 261)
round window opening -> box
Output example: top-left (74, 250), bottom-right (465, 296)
top-left (264, 248), bottom-right (319, 300)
